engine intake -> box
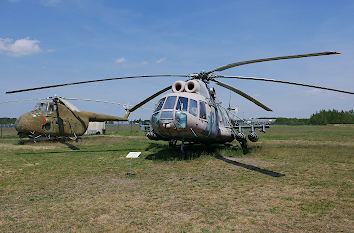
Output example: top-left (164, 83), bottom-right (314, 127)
top-left (185, 80), bottom-right (200, 93)
top-left (172, 81), bottom-right (186, 93)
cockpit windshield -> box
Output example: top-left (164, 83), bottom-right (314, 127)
top-left (163, 96), bottom-right (177, 110)
top-left (48, 104), bottom-right (57, 114)
top-left (154, 97), bottom-right (166, 112)
top-left (176, 96), bottom-right (188, 112)
top-left (35, 102), bottom-right (48, 114)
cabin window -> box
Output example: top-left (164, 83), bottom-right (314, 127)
top-left (155, 97), bottom-right (166, 112)
top-left (163, 96), bottom-right (177, 110)
top-left (189, 99), bottom-right (198, 116)
top-left (160, 111), bottom-right (174, 120)
top-left (176, 97), bottom-right (188, 112)
top-left (199, 101), bottom-right (207, 119)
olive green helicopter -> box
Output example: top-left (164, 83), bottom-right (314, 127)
top-left (1, 96), bottom-right (129, 142)
top-left (6, 51), bottom-right (354, 151)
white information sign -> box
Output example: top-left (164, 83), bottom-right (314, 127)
top-left (126, 152), bottom-right (141, 158)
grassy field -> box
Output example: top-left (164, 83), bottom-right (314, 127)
top-left (0, 125), bottom-right (353, 232)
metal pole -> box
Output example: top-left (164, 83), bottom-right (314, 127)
top-left (130, 158), bottom-right (132, 176)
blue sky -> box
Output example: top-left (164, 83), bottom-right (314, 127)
top-left (1, 0), bottom-right (354, 119)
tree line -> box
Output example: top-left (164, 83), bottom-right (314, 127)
top-left (0, 118), bottom-right (16, 124)
top-left (272, 109), bottom-right (354, 125)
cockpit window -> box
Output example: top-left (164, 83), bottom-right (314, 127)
top-left (189, 99), bottom-right (198, 116)
top-left (155, 97), bottom-right (166, 112)
top-left (176, 97), bottom-right (188, 112)
top-left (48, 104), bottom-right (56, 114)
top-left (163, 96), bottom-right (177, 110)
top-left (199, 101), bottom-right (207, 119)
top-left (35, 102), bottom-right (48, 114)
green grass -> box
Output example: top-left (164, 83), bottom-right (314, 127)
top-left (0, 125), bottom-right (353, 232)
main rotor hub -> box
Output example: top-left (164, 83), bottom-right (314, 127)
top-left (189, 72), bottom-right (216, 81)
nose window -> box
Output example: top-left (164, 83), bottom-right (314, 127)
top-left (152, 112), bottom-right (160, 124)
top-left (175, 112), bottom-right (187, 129)
top-left (160, 111), bottom-right (174, 120)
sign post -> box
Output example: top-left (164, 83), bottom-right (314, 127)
top-left (126, 152), bottom-right (141, 176)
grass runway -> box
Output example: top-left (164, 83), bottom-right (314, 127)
top-left (0, 125), bottom-right (353, 232)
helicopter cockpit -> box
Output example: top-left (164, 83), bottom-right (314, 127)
top-left (151, 94), bottom-right (207, 130)
top-left (34, 102), bottom-right (57, 115)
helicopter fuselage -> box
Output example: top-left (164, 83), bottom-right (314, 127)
top-left (15, 100), bottom-right (127, 139)
top-left (148, 80), bottom-right (235, 143)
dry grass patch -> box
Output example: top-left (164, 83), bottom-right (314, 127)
top-left (0, 125), bottom-right (353, 232)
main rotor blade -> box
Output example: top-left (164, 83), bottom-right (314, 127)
top-left (213, 79), bottom-right (272, 111)
top-left (0, 98), bottom-right (45, 104)
top-left (217, 75), bottom-right (354, 95)
top-left (207, 51), bottom-right (340, 73)
top-left (6, 74), bottom-right (187, 94)
top-left (129, 86), bottom-right (171, 113)
top-left (63, 97), bottom-right (127, 107)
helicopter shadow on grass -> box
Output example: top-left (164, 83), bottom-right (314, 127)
top-left (18, 138), bottom-right (80, 150)
top-left (145, 142), bottom-right (285, 177)
top-left (15, 148), bottom-right (126, 155)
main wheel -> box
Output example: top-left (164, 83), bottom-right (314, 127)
top-left (168, 139), bottom-right (177, 147)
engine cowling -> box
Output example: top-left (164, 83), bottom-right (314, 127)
top-left (172, 81), bottom-right (186, 93)
top-left (185, 80), bottom-right (200, 93)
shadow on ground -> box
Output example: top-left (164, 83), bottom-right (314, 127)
top-left (145, 142), bottom-right (285, 177)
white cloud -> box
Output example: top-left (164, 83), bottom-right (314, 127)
top-left (115, 57), bottom-right (126, 64)
top-left (156, 58), bottom-right (166, 64)
top-left (41, 0), bottom-right (61, 7)
top-left (306, 89), bottom-right (322, 95)
top-left (0, 37), bottom-right (41, 56)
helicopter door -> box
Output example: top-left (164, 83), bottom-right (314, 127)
top-left (199, 101), bottom-right (207, 121)
top-left (42, 103), bottom-right (56, 133)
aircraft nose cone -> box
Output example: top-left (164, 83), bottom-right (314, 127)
top-left (15, 115), bottom-right (26, 132)
top-left (15, 112), bottom-right (43, 134)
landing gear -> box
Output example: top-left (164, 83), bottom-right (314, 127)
top-left (75, 137), bottom-right (82, 142)
top-left (180, 140), bottom-right (185, 153)
top-left (239, 140), bottom-right (248, 154)
top-left (168, 139), bottom-right (177, 148)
